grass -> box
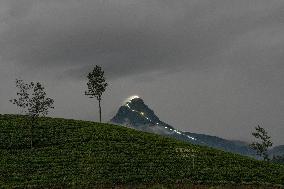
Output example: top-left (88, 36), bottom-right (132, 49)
top-left (0, 114), bottom-right (284, 188)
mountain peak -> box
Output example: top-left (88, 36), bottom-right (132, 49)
top-left (111, 96), bottom-right (160, 126)
top-left (125, 97), bottom-right (144, 106)
top-left (110, 96), bottom-right (199, 143)
top-left (123, 95), bottom-right (142, 103)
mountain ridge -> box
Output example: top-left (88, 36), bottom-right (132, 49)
top-left (110, 96), bottom-right (283, 157)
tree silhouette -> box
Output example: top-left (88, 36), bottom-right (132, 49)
top-left (85, 65), bottom-right (108, 123)
top-left (250, 125), bottom-right (273, 161)
top-left (10, 79), bottom-right (54, 148)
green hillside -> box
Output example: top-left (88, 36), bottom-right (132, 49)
top-left (0, 114), bottom-right (284, 188)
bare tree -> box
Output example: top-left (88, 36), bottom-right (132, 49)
top-left (250, 125), bottom-right (273, 161)
top-left (10, 79), bottom-right (54, 148)
top-left (85, 65), bottom-right (108, 123)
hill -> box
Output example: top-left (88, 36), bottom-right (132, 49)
top-left (0, 114), bottom-right (284, 188)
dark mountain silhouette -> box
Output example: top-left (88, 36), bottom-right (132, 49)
top-left (269, 145), bottom-right (284, 157)
top-left (110, 96), bottom-right (281, 157)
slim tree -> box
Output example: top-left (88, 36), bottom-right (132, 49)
top-left (85, 65), bottom-right (108, 123)
top-left (10, 79), bottom-right (54, 148)
top-left (250, 125), bottom-right (273, 161)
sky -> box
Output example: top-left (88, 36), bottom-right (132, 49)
top-left (0, 0), bottom-right (283, 145)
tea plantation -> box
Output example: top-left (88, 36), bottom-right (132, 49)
top-left (0, 114), bottom-right (284, 188)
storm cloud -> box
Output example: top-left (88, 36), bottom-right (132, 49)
top-left (0, 0), bottom-right (283, 144)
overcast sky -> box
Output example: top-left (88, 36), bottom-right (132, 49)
top-left (0, 0), bottom-right (283, 145)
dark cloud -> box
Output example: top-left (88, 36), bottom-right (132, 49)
top-left (0, 0), bottom-right (283, 144)
top-left (1, 0), bottom-right (283, 79)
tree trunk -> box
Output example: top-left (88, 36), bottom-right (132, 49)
top-left (98, 99), bottom-right (102, 123)
top-left (30, 117), bottom-right (34, 149)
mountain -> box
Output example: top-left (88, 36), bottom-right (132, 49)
top-left (110, 97), bottom-right (199, 143)
top-left (269, 145), bottom-right (284, 157)
top-left (110, 96), bottom-right (256, 156)
top-left (183, 132), bottom-right (255, 156)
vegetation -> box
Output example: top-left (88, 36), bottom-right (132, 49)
top-left (9, 79), bottom-right (54, 148)
top-left (0, 115), bottom-right (283, 188)
top-left (85, 65), bottom-right (108, 123)
top-left (250, 125), bottom-right (273, 161)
